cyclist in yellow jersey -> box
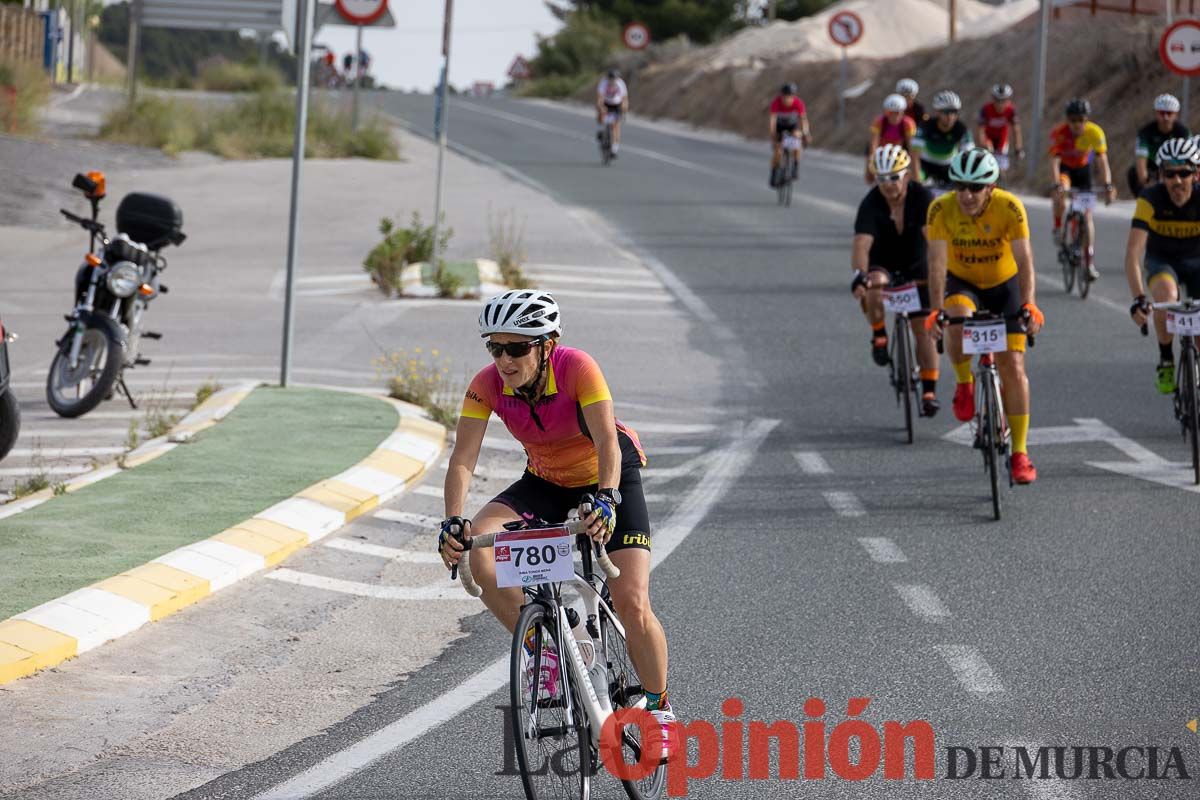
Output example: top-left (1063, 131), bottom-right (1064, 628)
top-left (925, 149), bottom-right (1045, 484)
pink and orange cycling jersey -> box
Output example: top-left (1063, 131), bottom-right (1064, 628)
top-left (460, 346), bottom-right (646, 488)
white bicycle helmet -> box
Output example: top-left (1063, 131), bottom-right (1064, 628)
top-left (896, 78), bottom-right (919, 97)
top-left (882, 93), bottom-right (907, 113)
top-left (991, 83), bottom-right (1013, 100)
top-left (948, 148), bottom-right (1000, 185)
top-left (1155, 137), bottom-right (1200, 168)
top-left (478, 290), bottom-right (562, 338)
top-left (1154, 93), bottom-right (1182, 113)
top-left (871, 144), bottom-right (912, 175)
top-left (932, 90), bottom-right (962, 112)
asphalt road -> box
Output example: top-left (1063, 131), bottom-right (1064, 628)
top-left (204, 93), bottom-right (1196, 798)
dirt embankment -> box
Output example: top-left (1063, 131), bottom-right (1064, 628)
top-left (628, 14), bottom-right (1190, 197)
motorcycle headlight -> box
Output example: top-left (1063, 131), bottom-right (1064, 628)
top-left (106, 261), bottom-right (141, 298)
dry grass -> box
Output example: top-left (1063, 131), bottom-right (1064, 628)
top-left (489, 208), bottom-right (533, 289)
top-left (373, 347), bottom-right (459, 428)
top-left (0, 58), bottom-right (50, 135)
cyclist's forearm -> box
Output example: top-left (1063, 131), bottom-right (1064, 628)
top-left (1124, 230), bottom-right (1149, 297)
top-left (1099, 154), bottom-right (1113, 185)
top-left (1050, 156), bottom-right (1062, 184)
top-left (444, 462), bottom-right (473, 518)
top-left (851, 235), bottom-right (872, 273)
top-left (1136, 157), bottom-right (1149, 183)
top-left (1013, 122), bottom-right (1023, 151)
top-left (927, 242), bottom-right (948, 308)
top-left (1013, 239), bottom-right (1036, 305)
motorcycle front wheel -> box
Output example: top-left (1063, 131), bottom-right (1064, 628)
top-left (0, 389), bottom-right (20, 461)
top-left (46, 325), bottom-right (123, 418)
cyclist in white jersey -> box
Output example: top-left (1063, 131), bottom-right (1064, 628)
top-left (596, 69), bottom-right (629, 157)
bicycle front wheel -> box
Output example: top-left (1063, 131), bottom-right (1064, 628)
top-left (1077, 223), bottom-right (1091, 299)
top-left (1183, 346), bottom-right (1200, 485)
top-left (895, 320), bottom-right (914, 443)
top-left (599, 603), bottom-right (666, 800)
top-left (979, 377), bottom-right (1001, 521)
top-left (511, 602), bottom-right (591, 800)
top-left (1059, 245), bottom-right (1075, 293)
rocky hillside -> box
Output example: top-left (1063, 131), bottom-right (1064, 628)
top-left (626, 13), bottom-right (1187, 197)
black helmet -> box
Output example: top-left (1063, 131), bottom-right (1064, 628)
top-left (781, 82), bottom-right (796, 95)
top-left (1065, 97), bottom-right (1090, 117)
top-left (607, 68), bottom-right (619, 79)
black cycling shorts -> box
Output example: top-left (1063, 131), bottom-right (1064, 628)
top-left (1146, 252), bottom-right (1200, 298)
top-left (603, 102), bottom-right (624, 118)
top-left (1060, 164), bottom-right (1093, 191)
top-left (945, 274), bottom-right (1027, 352)
top-left (775, 123), bottom-right (799, 143)
top-left (492, 461), bottom-right (651, 554)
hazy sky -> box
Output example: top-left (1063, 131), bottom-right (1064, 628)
top-left (312, 0), bottom-right (563, 91)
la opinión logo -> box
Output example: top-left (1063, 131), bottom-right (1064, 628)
top-left (496, 698), bottom-right (1193, 796)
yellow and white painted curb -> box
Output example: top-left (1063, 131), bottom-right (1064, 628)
top-left (0, 395), bottom-right (446, 684)
top-left (0, 382), bottom-right (259, 522)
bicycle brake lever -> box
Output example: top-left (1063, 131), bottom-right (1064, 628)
top-left (1141, 323), bottom-right (1149, 337)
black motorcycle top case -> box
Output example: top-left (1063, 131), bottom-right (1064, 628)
top-left (116, 193), bottom-right (183, 250)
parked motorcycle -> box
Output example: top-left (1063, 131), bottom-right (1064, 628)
top-left (0, 319), bottom-right (19, 460)
top-left (49, 171), bottom-right (185, 418)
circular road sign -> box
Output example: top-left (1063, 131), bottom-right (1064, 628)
top-left (1160, 19), bottom-right (1200, 77)
top-left (335, 0), bottom-right (388, 26)
top-left (623, 22), bottom-right (650, 51)
top-left (828, 10), bottom-right (864, 48)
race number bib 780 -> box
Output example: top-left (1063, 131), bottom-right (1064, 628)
top-left (882, 283), bottom-right (922, 314)
top-left (962, 319), bottom-right (1007, 354)
top-left (494, 526), bottom-right (575, 589)
top-left (1166, 308), bottom-right (1200, 336)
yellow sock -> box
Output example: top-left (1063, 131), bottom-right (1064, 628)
top-left (952, 359), bottom-right (973, 384)
top-left (1010, 414), bottom-right (1030, 454)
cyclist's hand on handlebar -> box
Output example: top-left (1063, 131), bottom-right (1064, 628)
top-left (579, 494), bottom-right (616, 545)
top-left (1104, 183), bottom-right (1117, 205)
top-left (850, 271), bottom-right (869, 300)
top-left (923, 308), bottom-right (946, 339)
top-left (1130, 294), bottom-right (1151, 327)
top-left (1021, 302), bottom-right (1045, 335)
top-left (437, 516), bottom-right (470, 570)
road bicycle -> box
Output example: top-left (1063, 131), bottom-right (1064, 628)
top-left (776, 133), bottom-right (801, 207)
top-left (451, 506), bottom-right (666, 800)
top-left (1057, 189), bottom-right (1094, 299)
top-left (1143, 299), bottom-right (1200, 484)
top-left (939, 312), bottom-right (1032, 520)
top-left (599, 112), bottom-right (618, 166)
top-left (881, 281), bottom-right (931, 444)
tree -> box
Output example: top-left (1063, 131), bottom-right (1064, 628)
top-left (773, 0), bottom-right (839, 22)
top-left (546, 1), bottom-right (740, 45)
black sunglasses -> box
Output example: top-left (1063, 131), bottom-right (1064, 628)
top-left (485, 338), bottom-right (544, 359)
top-left (1162, 168), bottom-right (1196, 180)
top-left (954, 182), bottom-right (989, 194)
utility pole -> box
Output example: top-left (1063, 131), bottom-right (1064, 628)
top-left (768, 0), bottom-right (777, 22)
top-left (280, 0), bottom-right (314, 388)
top-left (949, 0), bottom-right (957, 43)
top-left (125, 0), bottom-right (141, 105)
top-left (352, 23), bottom-right (363, 130)
top-left (1027, 0), bottom-right (1050, 180)
top-left (431, 0), bottom-right (453, 283)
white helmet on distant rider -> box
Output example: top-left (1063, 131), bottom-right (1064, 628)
top-left (896, 78), bottom-right (919, 97)
top-left (991, 83), bottom-right (1013, 100)
top-left (1154, 93), bottom-right (1182, 113)
top-left (932, 90), bottom-right (962, 112)
top-left (882, 93), bottom-right (907, 113)
top-left (479, 290), bottom-right (562, 338)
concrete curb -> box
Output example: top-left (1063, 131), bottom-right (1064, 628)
top-left (0, 382), bottom-right (260, 522)
top-left (0, 392), bottom-right (446, 685)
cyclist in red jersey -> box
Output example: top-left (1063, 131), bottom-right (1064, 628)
top-left (769, 82), bottom-right (811, 188)
top-left (975, 83), bottom-right (1024, 175)
top-left (866, 93), bottom-right (917, 184)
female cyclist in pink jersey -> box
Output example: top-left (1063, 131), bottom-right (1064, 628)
top-left (437, 289), bottom-right (676, 752)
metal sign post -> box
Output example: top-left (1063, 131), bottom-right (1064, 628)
top-left (126, 0), bottom-right (142, 105)
top-left (1027, 0), bottom-right (1051, 181)
top-left (838, 47), bottom-right (847, 128)
top-left (280, 0), bottom-right (314, 388)
top-left (1160, 19), bottom-right (1200, 126)
top-left (431, 0), bottom-right (454, 281)
top-left (352, 23), bottom-right (363, 130)
top-left (827, 10), bottom-right (862, 129)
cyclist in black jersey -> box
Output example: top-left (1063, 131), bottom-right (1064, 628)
top-left (1127, 137), bottom-right (1200, 394)
top-left (913, 90), bottom-right (972, 190)
top-left (852, 144), bottom-right (940, 416)
top-left (1129, 94), bottom-right (1190, 197)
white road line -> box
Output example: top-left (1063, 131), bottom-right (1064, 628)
top-left (412, 485), bottom-right (443, 498)
top-left (265, 569), bottom-right (466, 600)
top-left (793, 451), bottom-right (832, 475)
top-left (6, 446), bottom-right (124, 457)
top-left (528, 273), bottom-right (663, 289)
top-left (935, 645), bottom-right (1004, 694)
top-left (296, 274), bottom-right (366, 285)
top-left (17, 428), bottom-right (135, 438)
top-left (643, 445), bottom-right (705, 456)
top-left (251, 417), bottom-right (778, 800)
top-left (857, 537), bottom-right (908, 563)
top-left (374, 509), bottom-right (441, 529)
top-left (641, 452), bottom-right (715, 481)
top-left (643, 493), bottom-right (669, 503)
top-left (525, 263), bottom-right (648, 278)
top-left (893, 584), bottom-right (951, 622)
top-left (623, 421), bottom-right (716, 434)
top-left (822, 490), bottom-right (865, 517)
top-left (322, 538), bottom-right (443, 563)
top-left (533, 287), bottom-right (673, 303)
top-left (0, 465), bottom-right (88, 477)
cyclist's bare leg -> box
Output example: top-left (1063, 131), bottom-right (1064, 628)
top-left (910, 317), bottom-right (939, 375)
top-left (771, 140), bottom-right (782, 171)
top-left (943, 302), bottom-right (974, 369)
top-left (1052, 186), bottom-right (1067, 231)
top-left (612, 118), bottom-right (622, 146)
top-left (863, 271), bottom-right (889, 328)
top-left (996, 350), bottom-right (1030, 416)
top-left (606, 547), bottom-right (668, 696)
top-left (1150, 274), bottom-right (1180, 347)
top-left (464, 501), bottom-right (526, 633)
top-left (1083, 209), bottom-right (1096, 267)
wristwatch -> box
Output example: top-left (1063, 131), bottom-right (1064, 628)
top-left (597, 487), bottom-right (622, 506)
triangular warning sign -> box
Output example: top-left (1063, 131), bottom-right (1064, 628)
top-left (1187, 719), bottom-right (1198, 734)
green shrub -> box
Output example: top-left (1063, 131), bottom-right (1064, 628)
top-left (198, 60), bottom-right (284, 92)
top-left (0, 58), bottom-right (51, 135)
top-left (99, 95), bottom-right (204, 155)
top-left (518, 73), bottom-right (592, 99)
top-left (531, 10), bottom-right (620, 79)
top-left (363, 213), bottom-right (452, 296)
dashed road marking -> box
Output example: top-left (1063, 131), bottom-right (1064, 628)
top-left (793, 451), bottom-right (832, 475)
top-left (322, 538), bottom-right (442, 563)
top-left (374, 509), bottom-right (441, 529)
top-left (265, 568), bottom-right (464, 600)
top-left (893, 583), bottom-right (951, 622)
top-left (935, 645), bottom-right (1004, 694)
top-left (412, 485), bottom-right (444, 498)
top-left (822, 490), bottom-right (865, 517)
top-left (857, 537), bottom-right (908, 563)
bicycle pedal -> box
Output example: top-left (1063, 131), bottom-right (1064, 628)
top-left (134, 357), bottom-right (151, 366)
top-left (143, 331), bottom-right (163, 340)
